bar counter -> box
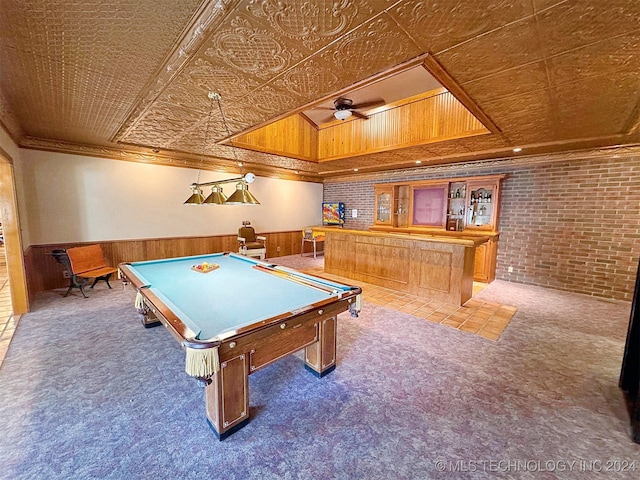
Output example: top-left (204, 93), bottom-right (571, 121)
top-left (313, 227), bottom-right (488, 306)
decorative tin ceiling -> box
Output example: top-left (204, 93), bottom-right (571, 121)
top-left (1, 0), bottom-right (639, 181)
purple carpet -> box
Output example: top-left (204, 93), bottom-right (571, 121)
top-left (0, 255), bottom-right (638, 479)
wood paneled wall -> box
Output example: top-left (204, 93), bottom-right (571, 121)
top-left (230, 89), bottom-right (488, 163)
top-left (24, 229), bottom-right (306, 301)
top-left (317, 90), bottom-right (488, 161)
top-left (233, 114), bottom-right (318, 161)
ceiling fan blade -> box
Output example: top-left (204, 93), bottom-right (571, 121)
top-left (351, 110), bottom-right (369, 120)
top-left (351, 98), bottom-right (385, 110)
top-left (320, 113), bottom-right (338, 123)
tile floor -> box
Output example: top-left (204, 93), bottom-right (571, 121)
top-left (0, 245), bottom-right (16, 367)
top-left (295, 260), bottom-right (516, 341)
top-left (362, 285), bottom-right (517, 340)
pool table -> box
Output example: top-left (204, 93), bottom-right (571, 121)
top-left (119, 252), bottom-right (362, 439)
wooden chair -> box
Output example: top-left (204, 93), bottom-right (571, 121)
top-left (63, 245), bottom-right (119, 298)
top-left (237, 222), bottom-right (266, 259)
top-left (301, 228), bottom-right (325, 259)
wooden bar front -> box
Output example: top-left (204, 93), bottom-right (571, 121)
top-left (319, 228), bottom-right (485, 306)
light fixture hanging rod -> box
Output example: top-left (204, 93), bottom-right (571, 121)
top-left (190, 172), bottom-right (256, 189)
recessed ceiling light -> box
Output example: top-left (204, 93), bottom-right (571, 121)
top-left (237, 162), bottom-right (243, 167)
top-left (353, 168), bottom-right (359, 172)
top-left (415, 160), bottom-right (422, 164)
top-left (513, 147), bottom-right (522, 153)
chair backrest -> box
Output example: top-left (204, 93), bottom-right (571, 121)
top-left (239, 226), bottom-right (256, 242)
top-left (66, 244), bottom-right (108, 274)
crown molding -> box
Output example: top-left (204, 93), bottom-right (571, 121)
top-left (323, 144), bottom-right (640, 183)
top-left (18, 136), bottom-right (323, 183)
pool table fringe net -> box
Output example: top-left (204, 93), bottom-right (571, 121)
top-left (135, 289), bottom-right (221, 377)
top-left (185, 344), bottom-right (221, 378)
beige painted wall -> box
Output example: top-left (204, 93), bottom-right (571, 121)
top-left (17, 149), bottom-right (323, 245)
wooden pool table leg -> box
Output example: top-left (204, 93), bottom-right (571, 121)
top-left (304, 316), bottom-right (337, 377)
top-left (204, 353), bottom-right (250, 440)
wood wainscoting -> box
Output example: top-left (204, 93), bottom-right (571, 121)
top-left (23, 230), bottom-right (305, 302)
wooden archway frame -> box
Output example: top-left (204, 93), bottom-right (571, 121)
top-left (0, 146), bottom-right (29, 314)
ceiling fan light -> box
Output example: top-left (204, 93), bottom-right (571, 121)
top-left (334, 109), bottom-right (352, 121)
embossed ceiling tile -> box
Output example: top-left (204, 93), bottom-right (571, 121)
top-left (545, 32), bottom-right (640, 87)
top-left (481, 88), bottom-right (557, 138)
top-left (536, 1), bottom-right (640, 57)
top-left (203, 12), bottom-right (306, 80)
top-left (243, 0), bottom-right (391, 52)
top-left (533, 0), bottom-right (564, 12)
top-left (270, 57), bottom-right (342, 101)
top-left (185, 141), bottom-right (322, 174)
top-left (157, 82), bottom-right (214, 118)
top-left (243, 84), bottom-right (300, 118)
top-left (0, 89), bottom-right (23, 140)
top-left (120, 102), bottom-right (212, 148)
top-left (551, 75), bottom-right (640, 135)
top-left (181, 57), bottom-right (262, 103)
top-left (387, 0), bottom-right (534, 54)
top-left (447, 133), bottom-right (509, 151)
top-left (434, 16), bottom-right (543, 84)
top-left (0, 0), bottom-right (203, 143)
top-left (462, 61), bottom-right (549, 104)
top-left (316, 14), bottom-right (422, 83)
top-left (205, 102), bottom-right (268, 137)
top-left (229, 148), bottom-right (321, 173)
top-left (169, 134), bottom-right (224, 156)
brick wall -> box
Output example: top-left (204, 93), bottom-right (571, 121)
top-left (323, 150), bottom-right (640, 301)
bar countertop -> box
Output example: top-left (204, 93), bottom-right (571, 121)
top-left (311, 226), bottom-right (491, 247)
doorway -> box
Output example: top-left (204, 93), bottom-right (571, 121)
top-left (0, 147), bottom-right (29, 315)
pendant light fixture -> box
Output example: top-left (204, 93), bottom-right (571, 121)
top-left (184, 92), bottom-right (260, 205)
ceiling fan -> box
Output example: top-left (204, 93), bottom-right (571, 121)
top-left (320, 96), bottom-right (386, 122)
